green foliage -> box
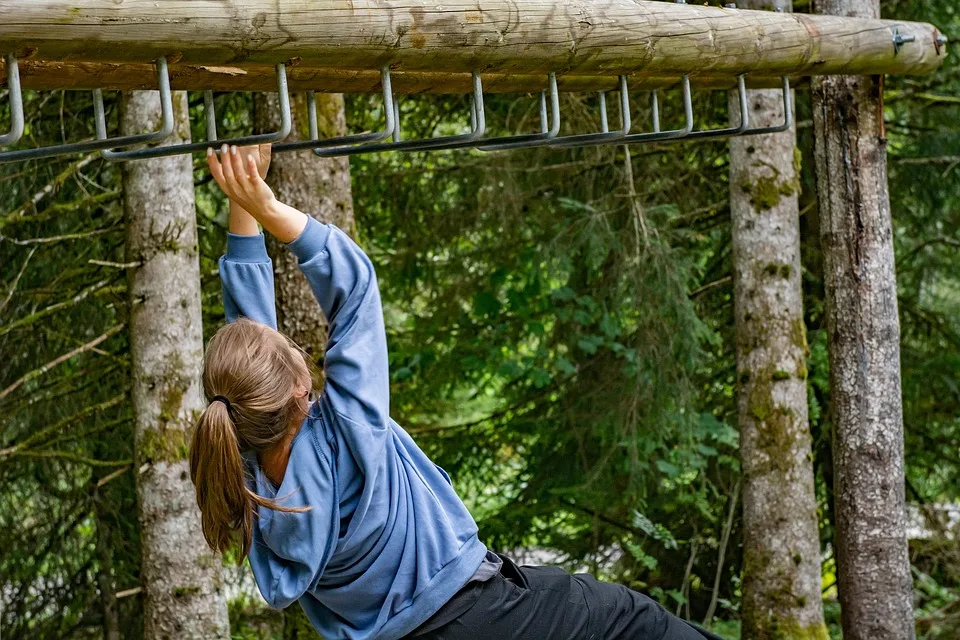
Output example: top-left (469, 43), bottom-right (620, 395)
top-left (0, 1), bottom-right (958, 636)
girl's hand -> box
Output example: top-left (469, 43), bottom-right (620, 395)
top-left (207, 144), bottom-right (277, 221)
top-left (247, 143), bottom-right (272, 180)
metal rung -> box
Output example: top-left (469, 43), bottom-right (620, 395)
top-left (0, 57), bottom-right (174, 164)
top-left (271, 68), bottom-right (395, 154)
top-left (683, 74), bottom-right (750, 141)
top-left (540, 75), bottom-right (633, 149)
top-left (313, 73), bottom-right (486, 156)
top-left (740, 76), bottom-right (793, 136)
top-left (585, 76), bottom-right (695, 147)
top-left (424, 73), bottom-right (561, 151)
top-left (102, 63), bottom-right (291, 162)
top-left (470, 73), bottom-right (561, 151)
top-left (0, 54), bottom-right (24, 147)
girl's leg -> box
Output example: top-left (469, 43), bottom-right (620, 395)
top-left (570, 570), bottom-right (726, 640)
top-left (408, 554), bottom-right (725, 640)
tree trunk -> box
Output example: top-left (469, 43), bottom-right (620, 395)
top-left (122, 89), bottom-right (230, 640)
top-left (811, 0), bottom-right (914, 638)
top-left (729, 5), bottom-right (828, 639)
top-left (254, 90), bottom-right (355, 638)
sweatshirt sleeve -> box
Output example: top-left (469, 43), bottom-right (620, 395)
top-left (285, 218), bottom-right (390, 441)
top-left (219, 232), bottom-right (278, 330)
top-left (251, 431), bottom-right (339, 610)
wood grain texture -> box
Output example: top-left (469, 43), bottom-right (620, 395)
top-left (0, 0), bottom-right (946, 77)
top-left (2, 59), bottom-right (802, 93)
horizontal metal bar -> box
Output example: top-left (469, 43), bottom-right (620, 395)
top-left (313, 73), bottom-right (487, 156)
top-left (0, 57), bottom-right (174, 164)
top-left (102, 64), bottom-right (290, 162)
top-left (273, 68), bottom-right (396, 154)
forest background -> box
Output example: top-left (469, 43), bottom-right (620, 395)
top-left (1, 1), bottom-right (957, 638)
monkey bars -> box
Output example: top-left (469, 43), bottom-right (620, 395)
top-left (0, 1), bottom-right (947, 79)
top-left (0, 0), bottom-right (949, 161)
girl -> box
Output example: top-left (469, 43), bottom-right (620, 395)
top-left (191, 143), bottom-right (724, 640)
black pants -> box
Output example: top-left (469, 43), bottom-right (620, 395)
top-left (406, 553), bottom-right (726, 640)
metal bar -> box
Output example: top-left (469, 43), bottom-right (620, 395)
top-left (599, 92), bottom-right (610, 133)
top-left (0, 53), bottom-right (23, 146)
top-left (619, 76), bottom-right (695, 144)
top-left (102, 63), bottom-right (290, 161)
top-left (544, 76), bottom-right (633, 148)
top-left (472, 73), bottom-right (562, 151)
top-left (740, 76), bottom-right (792, 136)
top-left (204, 90), bottom-right (218, 143)
top-left (683, 74), bottom-right (750, 141)
top-left (272, 68), bottom-right (395, 153)
top-left (313, 73), bottom-right (487, 156)
top-left (582, 75), bottom-right (695, 147)
top-left (0, 57), bottom-right (174, 164)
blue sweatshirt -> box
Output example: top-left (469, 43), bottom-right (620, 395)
top-left (219, 218), bottom-right (488, 640)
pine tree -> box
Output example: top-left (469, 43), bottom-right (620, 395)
top-left (122, 89), bottom-right (230, 639)
top-left (812, 0), bottom-right (914, 637)
top-left (728, 4), bottom-right (828, 638)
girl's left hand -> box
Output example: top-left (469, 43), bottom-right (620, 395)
top-left (208, 144), bottom-right (277, 221)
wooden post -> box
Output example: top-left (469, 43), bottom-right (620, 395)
top-left (0, 0), bottom-right (946, 77)
top-left (811, 0), bottom-right (915, 638)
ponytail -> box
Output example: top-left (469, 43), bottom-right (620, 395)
top-left (189, 400), bottom-right (306, 562)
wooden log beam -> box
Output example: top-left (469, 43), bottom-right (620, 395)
top-left (0, 1), bottom-right (946, 78)
top-left (1, 59), bottom-right (803, 94)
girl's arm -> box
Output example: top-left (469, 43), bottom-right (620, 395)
top-left (208, 146), bottom-right (390, 435)
top-left (290, 220), bottom-right (391, 434)
top-left (214, 145), bottom-right (278, 329)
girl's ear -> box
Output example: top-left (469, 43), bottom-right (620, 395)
top-left (294, 385), bottom-right (309, 399)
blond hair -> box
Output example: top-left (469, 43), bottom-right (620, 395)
top-left (189, 318), bottom-right (313, 561)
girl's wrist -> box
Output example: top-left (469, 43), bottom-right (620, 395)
top-left (228, 201), bottom-right (260, 236)
top-left (258, 200), bottom-right (308, 243)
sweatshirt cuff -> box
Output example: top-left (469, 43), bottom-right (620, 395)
top-left (226, 232), bottom-right (270, 263)
top-left (286, 217), bottom-right (332, 264)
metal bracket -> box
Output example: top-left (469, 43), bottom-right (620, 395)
top-left (0, 54), bottom-right (24, 147)
top-left (102, 63), bottom-right (291, 162)
top-left (683, 74), bottom-right (750, 141)
top-left (313, 73), bottom-right (487, 156)
top-left (470, 73), bottom-right (561, 151)
top-left (892, 26), bottom-right (916, 55)
top-left (0, 57), bottom-right (174, 164)
top-left (456, 73), bottom-right (560, 151)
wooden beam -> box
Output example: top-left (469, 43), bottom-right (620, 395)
top-left (0, 1), bottom-right (947, 78)
top-left (2, 59), bottom-right (802, 94)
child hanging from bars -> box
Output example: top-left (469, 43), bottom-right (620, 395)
top-left (190, 143), bottom-right (725, 640)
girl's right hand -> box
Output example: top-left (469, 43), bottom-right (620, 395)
top-left (207, 144), bottom-right (278, 221)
